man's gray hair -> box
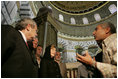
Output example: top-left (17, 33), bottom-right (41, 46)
top-left (15, 18), bottom-right (37, 30)
top-left (101, 22), bottom-right (116, 34)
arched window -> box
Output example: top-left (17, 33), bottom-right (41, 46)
top-left (70, 17), bottom-right (76, 24)
top-left (94, 13), bottom-right (101, 21)
top-left (109, 4), bottom-right (117, 14)
top-left (82, 17), bottom-right (89, 24)
top-left (59, 14), bottom-right (64, 21)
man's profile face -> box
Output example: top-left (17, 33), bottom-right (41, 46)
top-left (36, 46), bottom-right (42, 56)
top-left (32, 37), bottom-right (38, 49)
top-left (30, 25), bottom-right (38, 39)
top-left (93, 24), bottom-right (106, 41)
top-left (27, 24), bottom-right (38, 41)
top-left (55, 52), bottom-right (61, 61)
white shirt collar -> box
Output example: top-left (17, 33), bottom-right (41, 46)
top-left (19, 30), bottom-right (27, 42)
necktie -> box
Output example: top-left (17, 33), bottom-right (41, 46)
top-left (25, 42), bottom-right (29, 48)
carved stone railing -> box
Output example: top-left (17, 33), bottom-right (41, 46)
top-left (66, 62), bottom-right (82, 78)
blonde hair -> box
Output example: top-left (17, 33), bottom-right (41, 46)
top-left (51, 45), bottom-right (56, 49)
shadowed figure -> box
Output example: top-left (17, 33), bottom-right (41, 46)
top-left (39, 45), bottom-right (62, 78)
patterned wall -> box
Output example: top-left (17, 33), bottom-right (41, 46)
top-left (1, 1), bottom-right (35, 25)
top-left (58, 34), bottom-right (101, 63)
top-left (19, 1), bottom-right (34, 19)
top-left (1, 1), bottom-right (18, 25)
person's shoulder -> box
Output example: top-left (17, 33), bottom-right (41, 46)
top-left (104, 33), bottom-right (117, 44)
top-left (106, 33), bottom-right (117, 48)
top-left (41, 58), bottom-right (53, 66)
top-left (109, 33), bottom-right (117, 43)
top-left (41, 58), bottom-right (49, 63)
top-left (1, 25), bottom-right (18, 34)
top-left (110, 33), bottom-right (117, 39)
top-left (1, 25), bottom-right (20, 37)
top-left (2, 25), bottom-right (14, 30)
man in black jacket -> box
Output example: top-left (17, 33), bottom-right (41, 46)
top-left (1, 18), bottom-right (38, 78)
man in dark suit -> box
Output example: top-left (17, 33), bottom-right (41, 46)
top-left (1, 18), bottom-right (38, 78)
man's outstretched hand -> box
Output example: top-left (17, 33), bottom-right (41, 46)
top-left (76, 51), bottom-right (94, 66)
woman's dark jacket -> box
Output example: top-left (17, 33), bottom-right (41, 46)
top-left (39, 45), bottom-right (62, 78)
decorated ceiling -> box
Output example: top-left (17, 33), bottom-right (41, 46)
top-left (50, 1), bottom-right (105, 13)
top-left (32, 1), bottom-right (117, 38)
top-left (1, 1), bottom-right (117, 39)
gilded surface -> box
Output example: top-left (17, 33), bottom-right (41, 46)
top-left (51, 1), bottom-right (102, 12)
